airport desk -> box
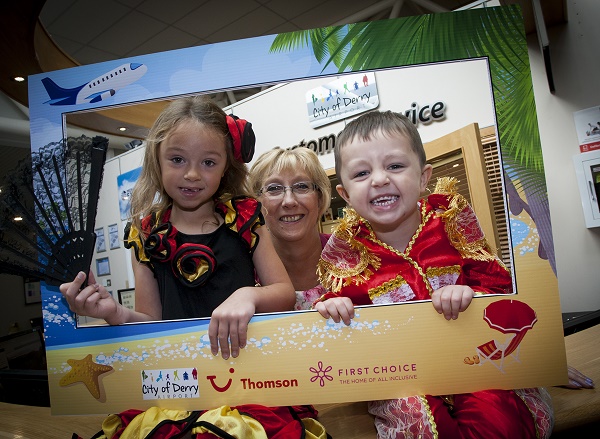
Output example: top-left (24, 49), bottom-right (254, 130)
top-left (545, 320), bottom-right (600, 437)
top-left (0, 323), bottom-right (598, 438)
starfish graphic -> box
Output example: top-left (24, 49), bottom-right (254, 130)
top-left (59, 354), bottom-right (113, 399)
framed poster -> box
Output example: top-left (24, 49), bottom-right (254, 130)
top-left (118, 288), bottom-right (135, 310)
top-left (117, 167), bottom-right (142, 221)
top-left (24, 279), bottom-right (41, 305)
top-left (108, 223), bottom-right (120, 249)
top-left (95, 227), bottom-right (106, 253)
top-left (573, 105), bottom-right (600, 153)
top-left (96, 257), bottom-right (110, 276)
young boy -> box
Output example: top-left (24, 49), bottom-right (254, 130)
top-left (314, 111), bottom-right (553, 439)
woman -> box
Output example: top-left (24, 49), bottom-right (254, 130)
top-left (249, 147), bottom-right (331, 310)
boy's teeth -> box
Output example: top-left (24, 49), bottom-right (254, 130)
top-left (372, 196), bottom-right (397, 205)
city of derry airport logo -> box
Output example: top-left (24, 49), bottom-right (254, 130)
top-left (141, 368), bottom-right (199, 400)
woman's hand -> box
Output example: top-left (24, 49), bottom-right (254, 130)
top-left (561, 365), bottom-right (595, 389)
top-left (431, 285), bottom-right (475, 320)
top-left (59, 271), bottom-right (121, 322)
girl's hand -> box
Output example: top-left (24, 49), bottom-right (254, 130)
top-left (431, 285), bottom-right (475, 320)
top-left (314, 297), bottom-right (355, 325)
top-left (208, 287), bottom-right (256, 360)
top-left (59, 271), bottom-right (119, 321)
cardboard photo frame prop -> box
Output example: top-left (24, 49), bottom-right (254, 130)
top-left (28, 5), bottom-right (567, 415)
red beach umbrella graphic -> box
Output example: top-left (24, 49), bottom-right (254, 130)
top-left (465, 299), bottom-right (538, 372)
top-left (483, 299), bottom-right (537, 334)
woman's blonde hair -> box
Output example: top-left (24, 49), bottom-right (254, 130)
top-left (249, 147), bottom-right (331, 219)
top-left (129, 95), bottom-right (249, 232)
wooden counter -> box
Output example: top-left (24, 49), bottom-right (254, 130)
top-left (0, 324), bottom-right (598, 438)
top-left (314, 400), bottom-right (377, 438)
top-left (0, 401), bottom-right (107, 438)
top-left (546, 324), bottom-right (600, 436)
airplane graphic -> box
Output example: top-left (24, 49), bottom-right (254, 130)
top-left (41, 62), bottom-right (148, 106)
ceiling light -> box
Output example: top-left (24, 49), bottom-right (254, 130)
top-left (12, 76), bottom-right (26, 82)
top-left (119, 127), bottom-right (127, 131)
top-left (14, 216), bottom-right (23, 221)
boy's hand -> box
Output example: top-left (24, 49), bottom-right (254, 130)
top-left (431, 285), bottom-right (475, 320)
top-left (314, 297), bottom-right (355, 325)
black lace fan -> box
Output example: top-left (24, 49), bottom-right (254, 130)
top-left (0, 135), bottom-right (108, 286)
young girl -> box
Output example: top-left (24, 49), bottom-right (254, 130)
top-left (60, 96), bottom-right (295, 360)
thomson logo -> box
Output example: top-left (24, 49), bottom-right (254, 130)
top-left (206, 368), bottom-right (299, 393)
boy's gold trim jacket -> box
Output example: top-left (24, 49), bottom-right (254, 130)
top-left (316, 177), bottom-right (512, 306)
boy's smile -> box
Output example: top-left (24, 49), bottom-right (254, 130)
top-left (336, 130), bottom-right (432, 247)
top-left (371, 195), bottom-right (399, 207)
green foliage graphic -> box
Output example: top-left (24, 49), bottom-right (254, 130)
top-left (270, 5), bottom-right (556, 274)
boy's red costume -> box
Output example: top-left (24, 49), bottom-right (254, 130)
top-left (316, 178), bottom-right (553, 439)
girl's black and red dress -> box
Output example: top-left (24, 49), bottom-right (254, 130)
top-left (124, 196), bottom-right (263, 320)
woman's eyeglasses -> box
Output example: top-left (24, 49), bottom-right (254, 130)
top-left (259, 182), bottom-right (317, 198)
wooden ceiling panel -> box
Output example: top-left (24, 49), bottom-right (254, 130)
top-left (0, 0), bottom-right (566, 138)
